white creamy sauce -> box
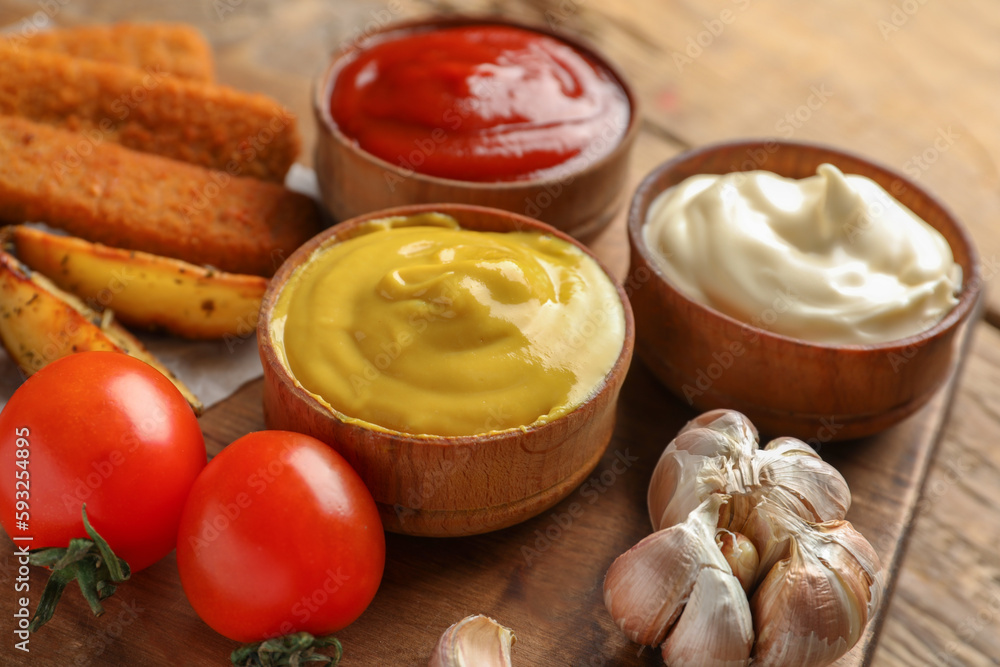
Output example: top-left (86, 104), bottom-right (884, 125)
top-left (643, 163), bottom-right (961, 345)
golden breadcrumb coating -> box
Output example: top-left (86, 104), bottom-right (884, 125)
top-left (10, 22), bottom-right (214, 81)
top-left (0, 42), bottom-right (299, 182)
top-left (0, 116), bottom-right (321, 277)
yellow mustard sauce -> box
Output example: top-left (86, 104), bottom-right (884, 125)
top-left (271, 213), bottom-right (625, 437)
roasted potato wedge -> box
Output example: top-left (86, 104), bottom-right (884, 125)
top-left (8, 226), bottom-right (268, 340)
top-left (0, 249), bottom-right (203, 414)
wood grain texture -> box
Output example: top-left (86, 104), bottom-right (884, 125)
top-left (570, 0), bottom-right (1000, 319)
top-left (0, 0), bottom-right (997, 665)
top-left (876, 324), bottom-right (1000, 667)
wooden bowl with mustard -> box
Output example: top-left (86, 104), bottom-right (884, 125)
top-left (627, 140), bottom-right (981, 442)
top-left (313, 16), bottom-right (640, 240)
top-left (258, 204), bottom-right (634, 537)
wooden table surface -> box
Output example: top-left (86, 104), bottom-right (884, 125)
top-left (1, 1), bottom-right (999, 665)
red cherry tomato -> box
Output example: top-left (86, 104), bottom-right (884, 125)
top-left (176, 431), bottom-right (385, 642)
top-left (0, 351), bottom-right (207, 572)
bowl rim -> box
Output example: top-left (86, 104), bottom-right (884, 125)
top-left (627, 138), bottom-right (982, 353)
top-left (311, 14), bottom-right (641, 192)
top-left (258, 202), bottom-right (636, 445)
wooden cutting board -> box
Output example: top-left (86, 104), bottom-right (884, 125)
top-left (0, 296), bottom-right (978, 665)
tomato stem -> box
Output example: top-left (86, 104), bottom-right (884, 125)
top-left (230, 632), bottom-right (343, 666)
top-left (27, 504), bottom-right (131, 632)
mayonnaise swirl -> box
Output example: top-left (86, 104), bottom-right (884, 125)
top-left (643, 164), bottom-right (961, 345)
top-left (272, 214), bottom-right (625, 436)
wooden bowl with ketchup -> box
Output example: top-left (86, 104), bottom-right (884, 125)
top-left (258, 203), bottom-right (634, 537)
top-left (628, 140), bottom-right (982, 442)
top-left (313, 16), bottom-right (639, 240)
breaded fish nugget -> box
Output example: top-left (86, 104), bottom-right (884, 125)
top-left (0, 43), bottom-right (298, 182)
top-left (0, 116), bottom-right (321, 277)
top-left (7, 22), bottom-right (214, 81)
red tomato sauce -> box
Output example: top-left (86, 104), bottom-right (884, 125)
top-left (329, 25), bottom-right (631, 182)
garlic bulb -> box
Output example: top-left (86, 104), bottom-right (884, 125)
top-left (428, 614), bottom-right (516, 667)
top-left (604, 409), bottom-right (883, 667)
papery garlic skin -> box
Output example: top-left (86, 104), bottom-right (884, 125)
top-left (750, 516), bottom-right (883, 667)
top-left (647, 410), bottom-right (756, 531)
top-left (758, 437), bottom-right (851, 523)
top-left (660, 566), bottom-right (753, 667)
top-left (604, 494), bottom-right (748, 649)
top-left (428, 614), bottom-right (516, 667)
top-left (648, 410), bottom-right (851, 537)
top-left (680, 408), bottom-right (759, 443)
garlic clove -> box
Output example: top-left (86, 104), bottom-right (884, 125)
top-left (750, 519), bottom-right (883, 667)
top-left (661, 566), bottom-right (753, 667)
top-left (762, 436), bottom-right (821, 460)
top-left (428, 614), bottom-right (516, 667)
top-left (678, 409), bottom-right (758, 447)
top-left (647, 448), bottom-right (698, 532)
top-left (758, 437), bottom-right (851, 523)
top-left (715, 529), bottom-right (759, 594)
top-left (734, 500), bottom-right (794, 587)
top-left (648, 410), bottom-right (760, 532)
top-left (716, 491), bottom-right (764, 541)
top-left (604, 495), bottom-right (731, 646)
top-left (648, 449), bottom-right (727, 531)
top-left (672, 423), bottom-right (745, 458)
top-left (749, 543), bottom-right (851, 667)
top-left (803, 519), bottom-right (884, 620)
